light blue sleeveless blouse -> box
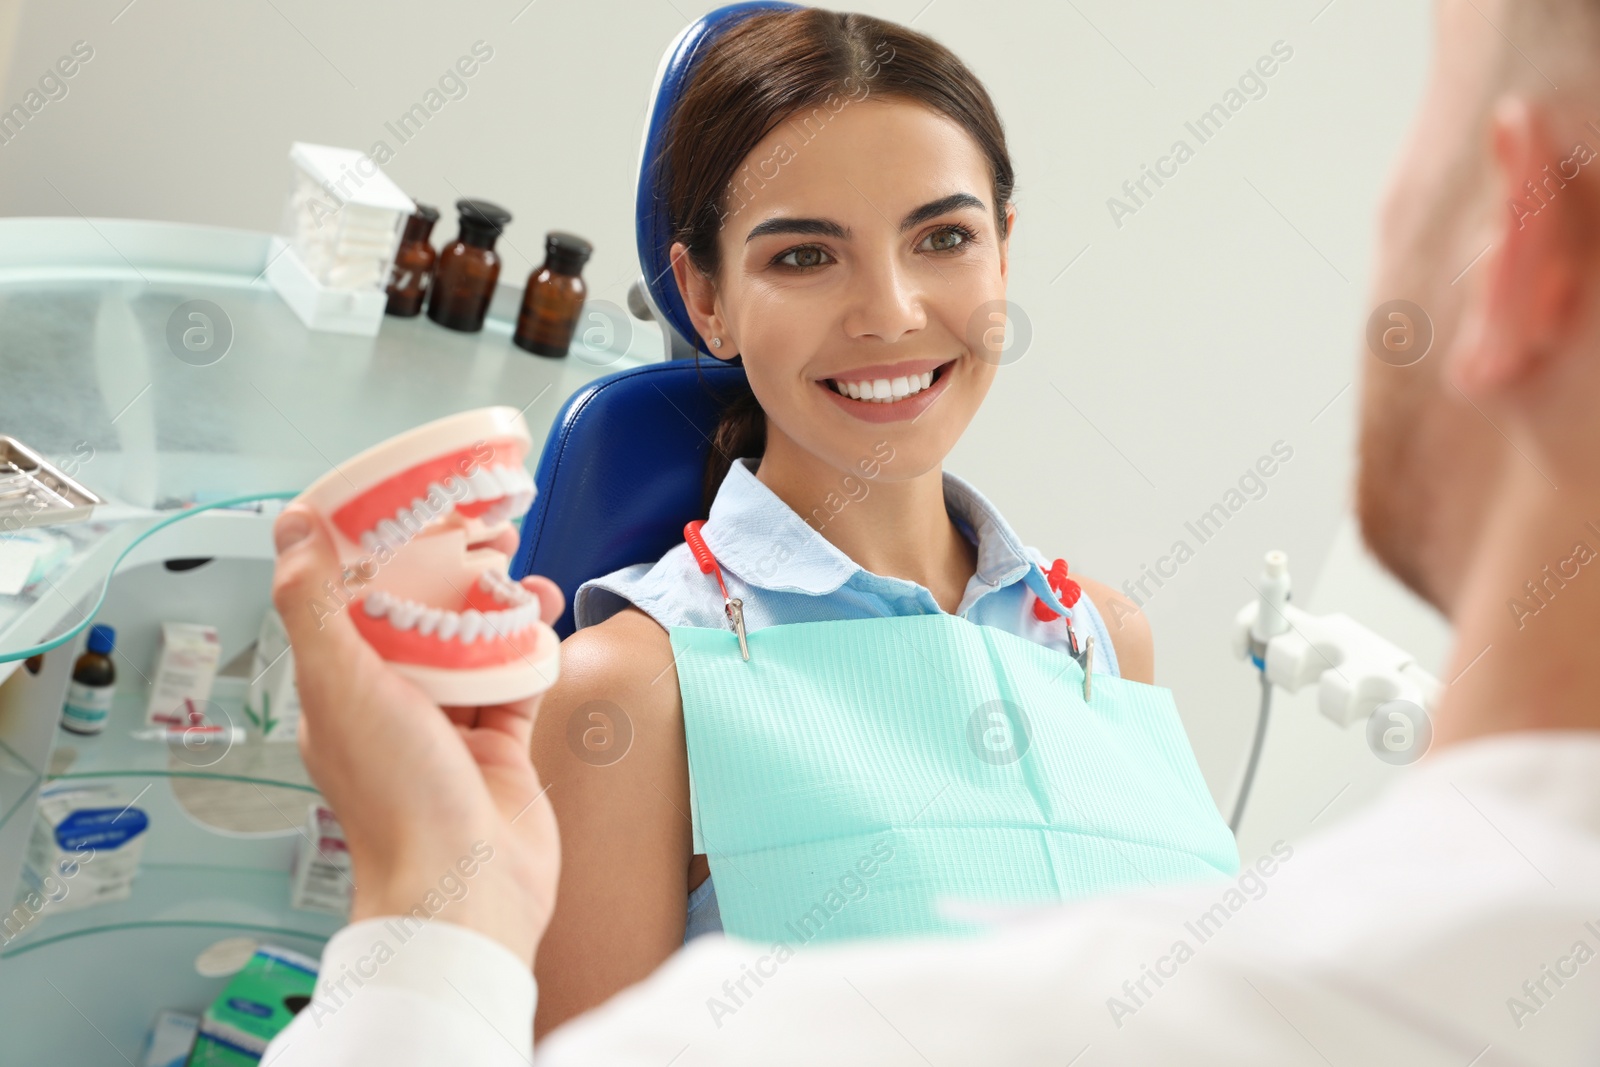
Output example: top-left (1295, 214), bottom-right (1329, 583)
top-left (572, 456), bottom-right (1122, 942)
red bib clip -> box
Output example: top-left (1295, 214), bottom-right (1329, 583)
top-left (1033, 558), bottom-right (1083, 658)
top-left (685, 520), bottom-right (750, 661)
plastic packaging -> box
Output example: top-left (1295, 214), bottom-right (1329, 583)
top-left (22, 782), bottom-right (150, 915)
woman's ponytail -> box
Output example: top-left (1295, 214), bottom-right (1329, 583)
top-left (701, 366), bottom-right (766, 513)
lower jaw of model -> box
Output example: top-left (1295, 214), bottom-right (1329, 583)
top-left (295, 407), bottom-right (560, 706)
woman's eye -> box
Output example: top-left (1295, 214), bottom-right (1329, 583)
top-left (776, 245), bottom-right (832, 270)
top-left (922, 225), bottom-right (975, 253)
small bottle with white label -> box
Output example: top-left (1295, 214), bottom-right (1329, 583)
top-left (61, 624), bottom-right (116, 736)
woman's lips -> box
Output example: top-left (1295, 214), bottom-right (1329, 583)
top-left (819, 359), bottom-right (956, 424)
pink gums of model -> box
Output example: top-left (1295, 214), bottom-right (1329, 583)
top-left (295, 406), bottom-right (559, 705)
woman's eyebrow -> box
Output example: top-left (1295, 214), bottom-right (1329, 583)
top-left (743, 192), bottom-right (987, 244)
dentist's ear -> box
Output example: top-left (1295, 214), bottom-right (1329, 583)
top-left (1456, 98), bottom-right (1589, 397)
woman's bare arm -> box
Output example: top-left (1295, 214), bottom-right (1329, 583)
top-left (530, 606), bottom-right (693, 1037)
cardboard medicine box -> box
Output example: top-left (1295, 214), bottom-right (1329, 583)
top-left (144, 622), bottom-right (222, 727)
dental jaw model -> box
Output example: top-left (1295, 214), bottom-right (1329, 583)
top-left (295, 407), bottom-right (559, 706)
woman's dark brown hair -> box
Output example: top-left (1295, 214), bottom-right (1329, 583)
top-left (656, 8), bottom-right (1016, 510)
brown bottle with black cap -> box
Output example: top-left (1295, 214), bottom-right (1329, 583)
top-left (427, 199), bottom-right (512, 333)
top-left (513, 232), bottom-right (594, 357)
top-left (384, 203), bottom-right (440, 318)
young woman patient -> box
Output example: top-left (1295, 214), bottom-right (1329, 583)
top-left (530, 6), bottom-right (1237, 1036)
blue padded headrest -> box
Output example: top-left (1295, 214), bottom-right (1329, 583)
top-left (509, 358), bottom-right (752, 639)
top-left (635, 0), bottom-right (802, 352)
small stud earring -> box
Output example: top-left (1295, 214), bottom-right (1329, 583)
top-left (711, 337), bottom-right (723, 348)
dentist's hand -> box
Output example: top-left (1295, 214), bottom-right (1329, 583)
top-left (270, 503), bottom-right (564, 967)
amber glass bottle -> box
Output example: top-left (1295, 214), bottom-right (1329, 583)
top-left (513, 232), bottom-right (594, 357)
top-left (427, 199), bottom-right (512, 333)
top-left (385, 204), bottom-right (440, 317)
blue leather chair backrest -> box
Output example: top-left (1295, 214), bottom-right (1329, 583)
top-left (509, 358), bottom-right (751, 638)
top-left (511, 2), bottom-right (800, 638)
top-left (636, 0), bottom-right (800, 352)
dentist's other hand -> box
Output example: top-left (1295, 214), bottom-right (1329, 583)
top-left (270, 503), bottom-right (564, 967)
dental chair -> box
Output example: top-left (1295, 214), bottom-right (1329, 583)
top-left (508, 1), bottom-right (799, 638)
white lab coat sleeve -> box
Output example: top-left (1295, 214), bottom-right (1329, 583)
top-left (263, 917), bottom-right (535, 1067)
top-left (535, 897), bottom-right (1495, 1067)
top-left (259, 900), bottom-right (1495, 1067)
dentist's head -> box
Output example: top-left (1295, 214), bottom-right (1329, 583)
top-left (1357, 0), bottom-right (1600, 616)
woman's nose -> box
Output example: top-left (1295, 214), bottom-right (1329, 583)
top-left (841, 255), bottom-right (928, 345)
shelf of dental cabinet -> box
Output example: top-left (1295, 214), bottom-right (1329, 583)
top-left (0, 514), bottom-right (330, 938)
top-left (0, 508), bottom-right (347, 1064)
top-left (0, 868), bottom-right (340, 1066)
top-left (0, 508), bottom-right (311, 808)
top-left (0, 216), bottom-right (653, 1061)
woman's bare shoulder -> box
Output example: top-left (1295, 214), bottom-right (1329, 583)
top-left (1075, 574), bottom-right (1154, 685)
top-left (533, 605), bottom-right (686, 772)
top-left (556, 605), bottom-right (681, 699)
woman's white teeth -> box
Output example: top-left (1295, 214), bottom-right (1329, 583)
top-left (829, 370), bottom-right (936, 402)
top-left (362, 572), bottom-right (538, 643)
top-left (358, 465), bottom-right (537, 552)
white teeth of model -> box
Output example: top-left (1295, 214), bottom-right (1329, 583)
top-left (361, 531), bottom-right (381, 555)
top-left (363, 592), bottom-right (390, 617)
top-left (395, 505), bottom-right (422, 537)
top-left (458, 609), bottom-right (484, 644)
top-left (468, 467), bottom-right (500, 501)
top-left (390, 600), bottom-right (422, 631)
top-left (417, 608), bottom-right (443, 636)
top-left (443, 475), bottom-right (468, 503)
top-left (426, 481), bottom-right (451, 510)
top-left (872, 378), bottom-right (892, 399)
top-left (436, 612), bottom-right (460, 640)
top-left (891, 376), bottom-right (911, 398)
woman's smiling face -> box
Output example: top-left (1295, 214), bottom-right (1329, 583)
top-left (672, 96), bottom-right (1015, 479)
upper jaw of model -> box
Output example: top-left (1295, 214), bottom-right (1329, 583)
top-left (295, 407), bottom-right (559, 705)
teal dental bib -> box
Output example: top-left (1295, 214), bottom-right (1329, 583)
top-left (670, 613), bottom-right (1240, 944)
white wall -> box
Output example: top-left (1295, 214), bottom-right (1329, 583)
top-left (0, 0), bottom-right (1451, 837)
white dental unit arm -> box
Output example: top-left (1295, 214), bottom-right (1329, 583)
top-left (1232, 550), bottom-right (1440, 727)
top-left (1224, 550), bottom-right (1440, 832)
